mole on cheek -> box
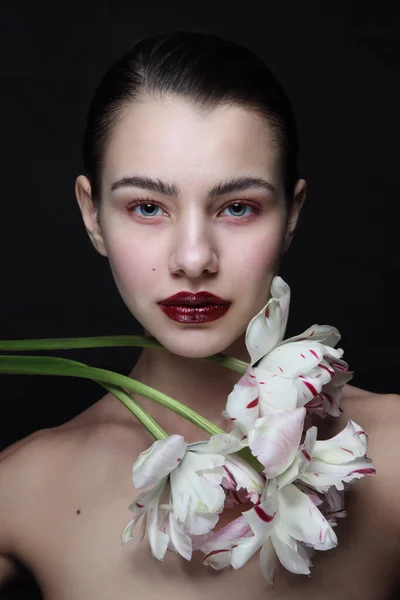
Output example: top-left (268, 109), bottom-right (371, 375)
top-left (76, 509), bottom-right (81, 515)
top-left (152, 268), bottom-right (155, 271)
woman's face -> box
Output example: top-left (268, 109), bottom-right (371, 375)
top-left (76, 95), bottom-right (305, 359)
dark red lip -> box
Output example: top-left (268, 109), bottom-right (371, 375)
top-left (158, 304), bottom-right (231, 323)
top-left (158, 291), bottom-right (230, 307)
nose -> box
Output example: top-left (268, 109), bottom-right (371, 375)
top-left (168, 211), bottom-right (218, 278)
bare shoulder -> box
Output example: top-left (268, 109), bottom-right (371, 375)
top-left (340, 383), bottom-right (400, 424)
top-left (0, 417), bottom-right (148, 551)
top-left (0, 428), bottom-right (51, 552)
top-left (0, 427), bottom-right (56, 587)
top-left (339, 384), bottom-right (400, 531)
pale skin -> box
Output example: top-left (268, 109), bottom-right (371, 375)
top-left (0, 95), bottom-right (399, 600)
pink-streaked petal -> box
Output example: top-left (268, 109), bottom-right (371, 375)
top-left (330, 358), bottom-right (353, 386)
top-left (223, 453), bottom-right (266, 498)
top-left (323, 487), bottom-right (345, 513)
top-left (132, 435), bottom-right (187, 489)
top-left (312, 420), bottom-right (368, 464)
top-left (317, 383), bottom-right (343, 417)
top-left (283, 325), bottom-right (341, 348)
top-left (299, 457), bottom-right (376, 493)
top-left (245, 276), bottom-right (290, 365)
top-left (201, 515), bottom-right (251, 554)
top-left (277, 484), bottom-right (337, 550)
top-left (223, 487), bottom-right (252, 507)
top-left (259, 537), bottom-right (278, 585)
top-left (258, 341), bottom-right (326, 378)
top-left (275, 426), bottom-right (317, 490)
top-left (254, 370), bottom-right (299, 414)
top-left (225, 366), bottom-right (260, 434)
top-left (242, 496), bottom-right (277, 538)
top-left (230, 534), bottom-right (265, 569)
top-left (249, 408), bottom-right (306, 478)
top-left (128, 479), bottom-right (166, 514)
top-left (203, 548), bottom-right (232, 570)
top-left (326, 510), bottom-right (347, 527)
top-left (305, 395), bottom-right (328, 418)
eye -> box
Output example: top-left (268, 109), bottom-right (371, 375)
top-left (126, 199), bottom-right (260, 220)
top-left (220, 202), bottom-right (258, 218)
top-left (127, 199), bottom-right (165, 218)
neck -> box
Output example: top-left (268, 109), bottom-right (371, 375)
top-left (127, 333), bottom-right (248, 442)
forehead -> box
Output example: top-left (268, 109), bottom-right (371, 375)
top-left (102, 95), bottom-right (282, 193)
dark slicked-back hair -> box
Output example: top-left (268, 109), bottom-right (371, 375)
top-left (83, 30), bottom-right (299, 205)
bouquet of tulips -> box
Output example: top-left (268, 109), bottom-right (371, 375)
top-left (0, 277), bottom-right (375, 584)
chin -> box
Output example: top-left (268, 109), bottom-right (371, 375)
top-left (149, 328), bottom-right (242, 360)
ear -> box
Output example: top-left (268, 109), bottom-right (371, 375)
top-left (283, 178), bottom-right (307, 253)
top-left (75, 175), bottom-right (108, 257)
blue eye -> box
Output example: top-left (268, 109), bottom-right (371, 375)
top-left (130, 202), bottom-right (163, 217)
top-left (127, 199), bottom-right (258, 220)
top-left (222, 203), bottom-right (253, 217)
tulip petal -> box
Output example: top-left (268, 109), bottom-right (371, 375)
top-left (201, 514), bottom-right (251, 555)
top-left (283, 324), bottom-right (341, 348)
top-left (132, 435), bottom-right (187, 489)
top-left (258, 341), bottom-right (321, 377)
top-left (330, 358), bottom-right (353, 386)
top-left (167, 512), bottom-right (192, 560)
top-left (230, 534), bottom-right (265, 569)
top-left (324, 486), bottom-right (345, 513)
top-left (309, 383), bottom-right (344, 417)
top-left (203, 548), bottom-right (232, 570)
top-left (245, 276), bottom-right (290, 365)
top-left (242, 495), bottom-right (277, 539)
top-left (121, 515), bottom-right (142, 544)
top-left (225, 366), bottom-right (260, 433)
top-left (271, 525), bottom-right (311, 575)
top-left (275, 426), bottom-right (317, 490)
top-left (277, 484), bottom-right (337, 550)
top-left (249, 408), bottom-right (306, 478)
top-left (254, 370), bottom-right (298, 414)
top-left (171, 454), bottom-right (225, 522)
top-left (312, 420), bottom-right (368, 464)
top-left (128, 479), bottom-right (167, 514)
top-left (223, 453), bottom-right (266, 500)
top-left (148, 499), bottom-right (170, 560)
top-left (259, 537), bottom-right (278, 584)
top-left (199, 432), bottom-right (246, 455)
top-left (184, 511), bottom-right (222, 536)
top-left (299, 457), bottom-right (376, 493)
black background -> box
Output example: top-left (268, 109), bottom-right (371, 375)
top-left (0, 2), bottom-right (399, 595)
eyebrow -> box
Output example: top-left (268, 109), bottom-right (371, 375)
top-left (110, 174), bottom-right (276, 197)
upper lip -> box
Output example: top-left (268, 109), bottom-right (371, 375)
top-left (158, 291), bottom-right (230, 306)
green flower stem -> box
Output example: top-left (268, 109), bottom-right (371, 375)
top-left (98, 382), bottom-right (168, 440)
top-left (237, 447), bottom-right (264, 473)
top-left (0, 355), bottom-right (224, 437)
top-left (0, 354), bottom-right (264, 472)
top-left (0, 336), bottom-right (163, 352)
top-left (0, 336), bottom-right (247, 374)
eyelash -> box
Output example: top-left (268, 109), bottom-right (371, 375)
top-left (125, 197), bottom-right (261, 220)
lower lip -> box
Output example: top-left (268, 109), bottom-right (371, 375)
top-left (158, 304), bottom-right (231, 323)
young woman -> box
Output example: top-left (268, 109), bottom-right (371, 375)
top-left (0, 29), bottom-right (399, 600)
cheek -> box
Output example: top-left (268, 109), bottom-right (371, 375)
top-left (228, 225), bottom-right (285, 282)
top-left (102, 229), bottom-right (162, 295)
